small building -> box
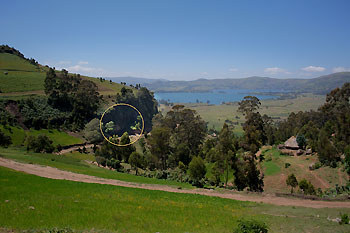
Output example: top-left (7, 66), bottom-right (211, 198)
top-left (284, 136), bottom-right (299, 150)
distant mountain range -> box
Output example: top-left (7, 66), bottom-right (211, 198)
top-left (109, 72), bottom-right (350, 94)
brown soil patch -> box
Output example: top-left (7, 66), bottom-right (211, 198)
top-left (1, 157), bottom-right (350, 209)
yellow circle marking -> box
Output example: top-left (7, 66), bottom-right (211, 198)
top-left (99, 103), bottom-right (144, 147)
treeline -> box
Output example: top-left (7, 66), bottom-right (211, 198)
top-left (274, 83), bottom-right (350, 167)
top-left (95, 101), bottom-right (265, 191)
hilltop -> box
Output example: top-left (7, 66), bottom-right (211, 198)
top-left (121, 73), bottom-right (350, 94)
top-left (0, 45), bottom-right (129, 98)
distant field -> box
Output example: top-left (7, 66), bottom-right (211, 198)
top-left (1, 166), bottom-right (350, 232)
top-left (0, 126), bottom-right (83, 146)
top-left (159, 94), bottom-right (326, 133)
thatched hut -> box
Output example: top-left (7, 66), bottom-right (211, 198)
top-left (284, 136), bottom-right (299, 150)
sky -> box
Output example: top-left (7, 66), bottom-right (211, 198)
top-left (1, 0), bottom-right (350, 80)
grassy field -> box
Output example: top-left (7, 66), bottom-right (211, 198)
top-left (159, 94), bottom-right (326, 134)
top-left (1, 166), bottom-right (350, 232)
top-left (0, 147), bottom-right (193, 189)
top-left (0, 126), bottom-right (84, 146)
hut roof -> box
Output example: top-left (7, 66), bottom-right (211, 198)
top-left (284, 136), bottom-right (299, 149)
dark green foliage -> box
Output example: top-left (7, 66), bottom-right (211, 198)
top-left (286, 173), bottom-right (298, 193)
top-left (147, 127), bottom-right (172, 170)
top-left (234, 219), bottom-right (268, 233)
top-left (115, 86), bottom-right (158, 132)
top-left (95, 132), bottom-right (135, 162)
top-left (129, 152), bottom-right (145, 175)
top-left (344, 146), bottom-right (350, 175)
top-left (234, 154), bottom-right (264, 192)
top-left (56, 144), bottom-right (62, 152)
top-left (296, 134), bottom-right (306, 149)
top-left (24, 134), bottom-right (55, 153)
top-left (0, 129), bottom-right (12, 147)
top-left (19, 97), bottom-right (69, 129)
top-left (238, 96), bottom-right (267, 154)
top-left (339, 213), bottom-right (349, 225)
top-left (317, 129), bottom-right (338, 165)
top-left (188, 156), bottom-right (206, 186)
top-left (44, 68), bottom-right (101, 129)
top-left (0, 101), bottom-right (17, 126)
top-left (284, 163), bottom-right (291, 168)
top-left (216, 123), bottom-right (236, 187)
top-left (298, 179), bottom-right (316, 195)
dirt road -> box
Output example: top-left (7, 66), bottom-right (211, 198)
top-left (1, 157), bottom-right (350, 209)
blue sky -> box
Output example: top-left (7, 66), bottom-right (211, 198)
top-left (1, 0), bottom-right (350, 80)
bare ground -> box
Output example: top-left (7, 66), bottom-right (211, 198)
top-left (1, 157), bottom-right (350, 209)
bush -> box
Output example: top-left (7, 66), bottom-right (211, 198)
top-left (188, 156), bottom-right (206, 186)
top-left (95, 156), bottom-right (106, 166)
top-left (284, 163), bottom-right (291, 168)
top-left (234, 219), bottom-right (268, 233)
top-left (0, 129), bottom-right (12, 147)
top-left (339, 213), bottom-right (349, 225)
top-left (24, 134), bottom-right (54, 153)
top-left (299, 179), bottom-right (316, 195)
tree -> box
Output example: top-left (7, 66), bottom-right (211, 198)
top-left (286, 173), bottom-right (298, 193)
top-left (188, 156), bottom-right (206, 186)
top-left (216, 123), bottom-right (235, 187)
top-left (296, 134), bottom-right (306, 149)
top-left (84, 118), bottom-right (103, 144)
top-left (147, 127), bottom-right (172, 170)
top-left (24, 134), bottom-right (54, 153)
top-left (299, 179), bottom-right (316, 195)
top-left (0, 129), bottom-right (11, 147)
top-left (129, 152), bottom-right (144, 175)
top-left (318, 129), bottom-right (338, 165)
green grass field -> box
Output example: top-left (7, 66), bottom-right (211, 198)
top-left (0, 126), bottom-right (83, 146)
top-left (1, 166), bottom-right (350, 232)
top-left (0, 147), bottom-right (193, 189)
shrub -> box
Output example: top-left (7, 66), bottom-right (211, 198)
top-left (56, 144), bottom-right (62, 152)
top-left (0, 129), bottom-right (12, 147)
top-left (188, 156), bottom-right (206, 186)
top-left (284, 163), bottom-right (291, 168)
top-left (339, 213), bottom-right (349, 225)
top-left (299, 179), bottom-right (316, 195)
top-left (234, 219), bottom-right (268, 233)
top-left (95, 156), bottom-right (106, 166)
top-left (24, 134), bottom-right (54, 153)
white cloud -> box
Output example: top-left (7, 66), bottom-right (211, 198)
top-left (67, 65), bottom-right (103, 74)
top-left (200, 72), bottom-right (209, 75)
top-left (301, 66), bottom-right (326, 72)
top-left (78, 61), bottom-right (89, 65)
top-left (264, 67), bottom-right (289, 75)
top-left (332, 67), bottom-right (350, 73)
top-left (58, 61), bottom-right (71, 65)
top-left (229, 68), bottom-right (238, 72)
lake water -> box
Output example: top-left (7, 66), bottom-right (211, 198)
top-left (154, 89), bottom-right (279, 105)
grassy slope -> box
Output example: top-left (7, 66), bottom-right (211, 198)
top-left (1, 166), bottom-right (350, 232)
top-left (262, 147), bottom-right (349, 193)
top-left (0, 126), bottom-right (83, 146)
top-left (0, 53), bottom-right (128, 97)
top-left (0, 147), bottom-right (193, 189)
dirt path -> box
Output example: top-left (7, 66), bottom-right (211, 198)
top-left (1, 157), bottom-right (350, 209)
top-left (297, 164), bottom-right (330, 189)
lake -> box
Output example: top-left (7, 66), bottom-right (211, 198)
top-left (154, 89), bottom-right (279, 105)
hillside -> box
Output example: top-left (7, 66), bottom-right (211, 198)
top-left (0, 48), bottom-right (129, 98)
top-left (139, 73), bottom-right (350, 94)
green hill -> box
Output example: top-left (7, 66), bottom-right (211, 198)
top-left (0, 46), bottom-right (128, 97)
top-left (145, 73), bottom-right (350, 94)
